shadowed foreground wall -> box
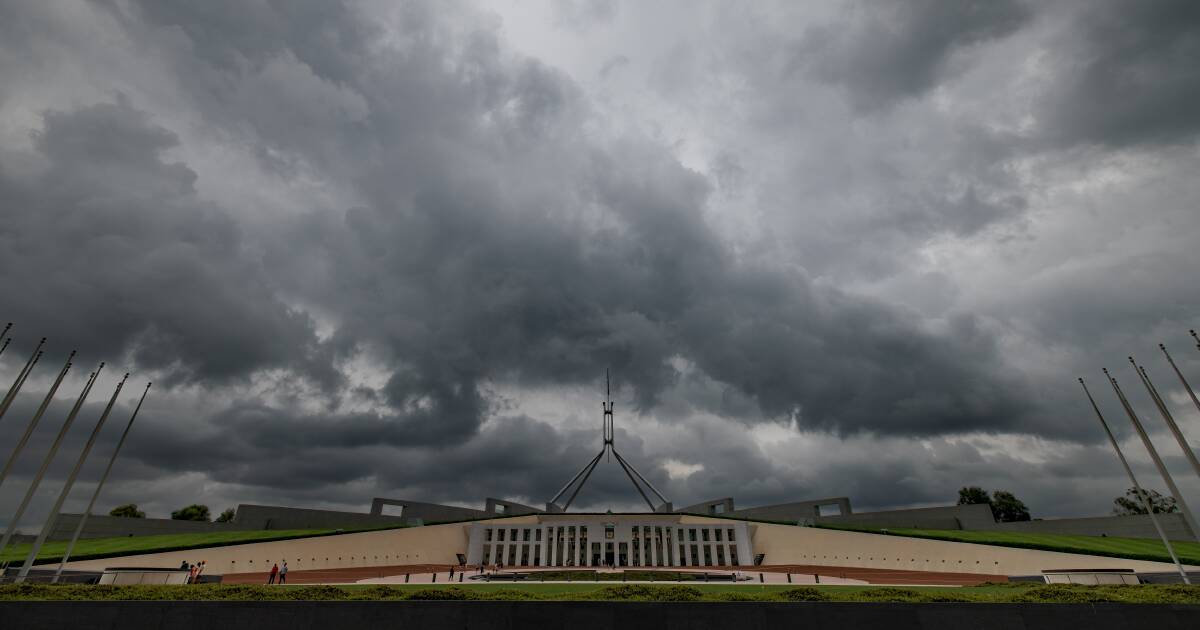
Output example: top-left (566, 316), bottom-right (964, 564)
top-left (1, 601), bottom-right (1197, 630)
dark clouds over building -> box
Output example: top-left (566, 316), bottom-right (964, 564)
top-left (1, 0), bottom-right (1198, 525)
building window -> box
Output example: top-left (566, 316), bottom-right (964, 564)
top-left (689, 529), bottom-right (697, 542)
top-left (690, 545), bottom-right (700, 566)
top-left (727, 528), bottom-right (735, 542)
top-left (485, 528), bottom-right (493, 542)
top-left (510, 528), bottom-right (518, 541)
top-left (730, 546), bottom-right (739, 566)
top-left (716, 546), bottom-right (726, 566)
top-left (715, 529), bottom-right (723, 542)
top-left (523, 529), bottom-right (531, 542)
top-left (536, 528), bottom-right (543, 542)
top-left (701, 529), bottom-right (710, 542)
top-left (497, 529), bottom-right (505, 542)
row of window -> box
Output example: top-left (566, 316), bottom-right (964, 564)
top-left (479, 541), bottom-right (741, 567)
top-left (482, 525), bottom-right (736, 543)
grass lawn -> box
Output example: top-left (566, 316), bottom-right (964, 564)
top-left (0, 529), bottom-right (390, 566)
top-left (2, 582), bottom-right (1199, 604)
top-left (818, 525), bottom-right (1200, 565)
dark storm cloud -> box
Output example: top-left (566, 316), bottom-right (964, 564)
top-left (3, 0), bottom-right (1197, 523)
top-left (802, 0), bottom-right (1030, 111)
top-left (1038, 0), bottom-right (1200, 147)
top-left (0, 97), bottom-right (333, 388)
top-left (5, 0), bottom-right (1034, 446)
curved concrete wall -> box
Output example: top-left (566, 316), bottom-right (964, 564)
top-left (61, 516), bottom-right (539, 576)
top-left (61, 514), bottom-right (1194, 578)
top-left (748, 521), bottom-right (1197, 576)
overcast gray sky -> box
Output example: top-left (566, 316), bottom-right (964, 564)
top-left (1, 0), bottom-right (1199, 526)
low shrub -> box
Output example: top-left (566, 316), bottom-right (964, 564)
top-left (853, 588), bottom-right (928, 603)
top-left (777, 587), bottom-right (831, 602)
top-left (404, 587), bottom-right (474, 600)
top-left (1005, 584), bottom-right (1121, 604)
top-left (592, 585), bottom-right (703, 601)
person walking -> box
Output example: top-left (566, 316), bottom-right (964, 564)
top-left (193, 561), bottom-right (206, 584)
top-left (279, 561), bottom-right (288, 584)
top-left (268, 563), bottom-right (279, 585)
top-left (449, 565), bottom-right (455, 579)
top-left (188, 563), bottom-right (198, 584)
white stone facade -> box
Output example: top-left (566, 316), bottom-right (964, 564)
top-left (465, 515), bottom-right (752, 567)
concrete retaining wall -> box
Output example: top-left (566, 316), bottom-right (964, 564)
top-left (817, 504), bottom-right (997, 530)
top-left (233, 504), bottom-right (407, 530)
top-left (979, 513), bottom-right (1193, 540)
top-left (369, 499), bottom-right (489, 523)
top-left (48, 515), bottom-right (246, 540)
top-left (727, 497), bottom-right (853, 521)
top-left (1, 601), bottom-right (1196, 630)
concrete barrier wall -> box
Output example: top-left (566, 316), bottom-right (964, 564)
top-left (817, 504), bottom-right (996, 530)
top-left (369, 499), bottom-right (490, 523)
top-left (1, 601), bottom-right (1196, 630)
top-left (979, 513), bottom-right (1192, 540)
top-left (727, 497), bottom-right (853, 521)
top-left (48, 515), bottom-right (247, 540)
top-left (232, 504), bottom-right (407, 530)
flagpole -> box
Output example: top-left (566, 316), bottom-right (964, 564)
top-left (1080, 378), bottom-right (1189, 583)
top-left (0, 337), bottom-right (46, 424)
top-left (50, 381), bottom-right (150, 582)
top-left (1133, 358), bottom-right (1200, 479)
top-left (1104, 368), bottom-right (1200, 541)
top-left (0, 351), bottom-right (74, 489)
top-left (1160, 343), bottom-right (1200, 423)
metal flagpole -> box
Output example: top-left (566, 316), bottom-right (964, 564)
top-left (0, 352), bottom-right (81, 554)
top-left (0, 337), bottom-right (46, 424)
top-left (1133, 358), bottom-right (1200, 479)
top-left (1105, 368), bottom-right (1200, 540)
top-left (0, 351), bottom-right (75, 490)
top-left (1160, 343), bottom-right (1200, 423)
top-left (0, 362), bottom-right (102, 556)
top-left (1079, 378), bottom-right (1189, 583)
top-left (51, 381), bottom-right (150, 583)
top-left (24, 376), bottom-right (141, 583)
top-left (0, 372), bottom-right (127, 556)
top-left (0, 323), bottom-right (12, 359)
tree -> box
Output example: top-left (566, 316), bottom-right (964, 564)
top-left (957, 486), bottom-right (992, 507)
top-left (171, 504), bottom-right (211, 522)
top-left (991, 490), bottom-right (1031, 522)
top-left (215, 508), bottom-right (236, 523)
top-left (1113, 487), bottom-right (1178, 515)
top-left (109, 504), bottom-right (145, 519)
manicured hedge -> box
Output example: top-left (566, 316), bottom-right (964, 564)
top-left (2, 583), bottom-right (1199, 604)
